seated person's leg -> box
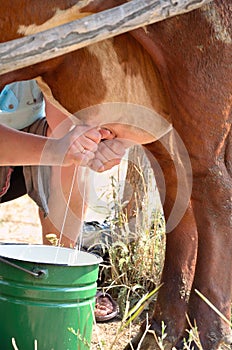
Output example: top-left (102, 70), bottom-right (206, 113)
top-left (39, 99), bottom-right (88, 247)
top-left (39, 165), bottom-right (88, 248)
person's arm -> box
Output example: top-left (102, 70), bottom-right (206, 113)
top-left (0, 123), bottom-right (103, 167)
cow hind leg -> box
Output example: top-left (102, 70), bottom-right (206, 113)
top-left (183, 125), bottom-right (232, 350)
top-left (125, 136), bottom-right (198, 350)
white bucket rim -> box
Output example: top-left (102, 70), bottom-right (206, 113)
top-left (0, 244), bottom-right (102, 266)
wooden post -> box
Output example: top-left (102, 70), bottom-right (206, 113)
top-left (0, 0), bottom-right (212, 75)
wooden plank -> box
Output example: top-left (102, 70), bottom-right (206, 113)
top-left (0, 0), bottom-right (212, 75)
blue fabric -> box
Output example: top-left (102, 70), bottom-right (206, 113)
top-left (0, 85), bottom-right (19, 112)
top-left (0, 80), bottom-right (45, 129)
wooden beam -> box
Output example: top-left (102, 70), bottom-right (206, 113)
top-left (0, 0), bottom-right (212, 75)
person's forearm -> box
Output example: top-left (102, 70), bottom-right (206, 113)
top-left (0, 124), bottom-right (58, 166)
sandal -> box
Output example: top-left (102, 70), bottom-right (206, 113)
top-left (95, 291), bottom-right (119, 322)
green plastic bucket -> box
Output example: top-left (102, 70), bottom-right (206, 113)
top-left (0, 244), bottom-right (102, 350)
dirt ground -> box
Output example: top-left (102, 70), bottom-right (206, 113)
top-left (0, 195), bottom-right (141, 350)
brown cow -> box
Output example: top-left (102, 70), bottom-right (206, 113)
top-left (0, 1), bottom-right (231, 349)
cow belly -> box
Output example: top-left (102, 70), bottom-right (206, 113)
top-left (41, 34), bottom-right (171, 144)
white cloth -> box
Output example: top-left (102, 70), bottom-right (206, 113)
top-left (0, 80), bottom-right (45, 130)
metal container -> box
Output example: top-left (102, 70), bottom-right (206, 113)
top-left (0, 244), bottom-right (102, 350)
